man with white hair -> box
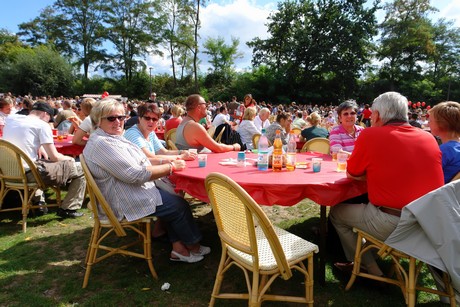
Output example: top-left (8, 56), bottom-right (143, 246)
top-left (330, 91), bottom-right (444, 277)
top-left (254, 107), bottom-right (271, 130)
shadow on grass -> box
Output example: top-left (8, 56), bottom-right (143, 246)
top-left (0, 201), bottom-right (447, 306)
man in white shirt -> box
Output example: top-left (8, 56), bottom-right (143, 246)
top-left (254, 107), bottom-right (271, 131)
top-left (212, 106), bottom-right (232, 127)
top-left (3, 102), bottom-right (86, 218)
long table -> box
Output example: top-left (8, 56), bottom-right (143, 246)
top-left (170, 151), bottom-right (367, 284)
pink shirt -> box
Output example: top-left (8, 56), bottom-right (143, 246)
top-left (329, 124), bottom-right (364, 152)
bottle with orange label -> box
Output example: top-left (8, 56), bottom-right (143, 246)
top-left (272, 129), bottom-right (283, 171)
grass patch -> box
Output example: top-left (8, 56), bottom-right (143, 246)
top-left (0, 193), bottom-right (447, 306)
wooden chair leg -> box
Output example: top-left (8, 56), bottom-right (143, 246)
top-left (143, 221), bottom-right (158, 279)
top-left (82, 225), bottom-right (101, 288)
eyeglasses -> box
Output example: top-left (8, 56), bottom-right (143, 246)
top-left (142, 116), bottom-right (159, 122)
top-left (102, 115), bottom-right (126, 122)
top-left (342, 112), bottom-right (357, 116)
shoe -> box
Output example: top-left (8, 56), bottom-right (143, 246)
top-left (334, 262), bottom-right (368, 274)
top-left (37, 201), bottom-right (48, 216)
top-left (57, 208), bottom-right (83, 218)
top-left (170, 251), bottom-right (204, 263)
top-left (334, 262), bottom-right (355, 273)
top-left (191, 245), bottom-right (211, 256)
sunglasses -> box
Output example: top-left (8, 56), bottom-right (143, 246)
top-left (143, 116), bottom-right (159, 122)
top-left (103, 115), bottom-right (126, 122)
top-left (342, 112), bottom-right (357, 116)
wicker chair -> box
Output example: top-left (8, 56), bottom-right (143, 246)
top-left (300, 137), bottom-right (330, 154)
top-left (164, 128), bottom-right (177, 150)
top-left (346, 173), bottom-right (460, 306)
top-left (0, 139), bottom-right (61, 233)
top-left (252, 133), bottom-right (261, 149)
top-left (205, 172), bottom-right (318, 306)
top-left (291, 127), bottom-right (302, 136)
top-left (207, 125), bottom-right (217, 139)
top-left (345, 228), bottom-right (456, 306)
top-left (80, 155), bottom-right (158, 288)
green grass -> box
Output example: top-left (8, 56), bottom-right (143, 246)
top-left (0, 191), bottom-right (448, 306)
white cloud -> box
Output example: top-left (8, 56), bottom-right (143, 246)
top-left (147, 0), bottom-right (276, 75)
top-left (438, 0), bottom-right (460, 26)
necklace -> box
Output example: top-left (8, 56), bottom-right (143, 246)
top-left (187, 115), bottom-right (196, 122)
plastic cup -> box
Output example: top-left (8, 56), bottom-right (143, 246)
top-left (237, 151), bottom-right (246, 167)
top-left (336, 152), bottom-right (348, 172)
top-left (330, 145), bottom-right (342, 161)
top-left (57, 130), bottom-right (65, 141)
top-left (312, 158), bottom-right (322, 173)
top-left (197, 154), bottom-right (207, 167)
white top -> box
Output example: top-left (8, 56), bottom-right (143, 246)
top-left (237, 120), bottom-right (261, 150)
top-left (3, 114), bottom-right (53, 161)
top-left (254, 115), bottom-right (270, 131)
top-left (212, 113), bottom-right (230, 127)
top-left (78, 116), bottom-right (93, 133)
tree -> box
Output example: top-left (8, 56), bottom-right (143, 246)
top-left (17, 6), bottom-right (73, 58)
top-left (54, 0), bottom-right (109, 80)
top-left (160, 0), bottom-right (195, 86)
top-left (102, 0), bottom-right (163, 82)
top-left (248, 0), bottom-right (378, 103)
top-left (1, 45), bottom-right (74, 96)
top-left (377, 0), bottom-right (438, 94)
top-left (202, 36), bottom-right (243, 76)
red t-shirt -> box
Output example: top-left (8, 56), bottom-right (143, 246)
top-left (362, 108), bottom-right (372, 119)
top-left (347, 124), bottom-right (443, 209)
top-left (165, 117), bottom-right (182, 132)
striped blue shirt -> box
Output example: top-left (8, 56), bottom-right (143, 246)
top-left (123, 124), bottom-right (165, 154)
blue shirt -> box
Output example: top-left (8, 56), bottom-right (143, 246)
top-left (124, 124), bottom-right (165, 154)
top-left (440, 140), bottom-right (460, 183)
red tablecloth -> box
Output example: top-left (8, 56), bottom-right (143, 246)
top-left (170, 151), bottom-right (367, 207)
top-left (54, 135), bottom-right (85, 157)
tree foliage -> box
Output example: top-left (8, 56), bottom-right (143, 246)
top-left (248, 0), bottom-right (379, 103)
top-left (0, 45), bottom-right (74, 96)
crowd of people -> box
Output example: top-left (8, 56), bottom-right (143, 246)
top-left (1, 90), bottom-right (460, 298)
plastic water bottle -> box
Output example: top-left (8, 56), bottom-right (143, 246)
top-left (257, 129), bottom-right (269, 171)
top-left (272, 130), bottom-right (283, 172)
top-left (286, 131), bottom-right (297, 171)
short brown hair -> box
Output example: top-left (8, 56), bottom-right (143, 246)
top-left (429, 101), bottom-right (460, 134)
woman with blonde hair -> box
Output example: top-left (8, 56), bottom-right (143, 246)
top-left (237, 107), bottom-right (260, 150)
top-left (165, 104), bottom-right (184, 133)
top-left (300, 112), bottom-right (329, 141)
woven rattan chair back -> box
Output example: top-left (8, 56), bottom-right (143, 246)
top-left (205, 172), bottom-right (318, 306)
top-left (0, 139), bottom-right (60, 232)
top-left (80, 154), bottom-right (158, 288)
top-left (300, 137), bottom-right (330, 154)
top-left (164, 128), bottom-right (177, 144)
top-left (207, 125), bottom-right (216, 139)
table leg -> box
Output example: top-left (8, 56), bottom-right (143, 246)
top-left (319, 205), bottom-right (327, 285)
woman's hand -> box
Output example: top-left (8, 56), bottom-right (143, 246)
top-left (180, 150), bottom-right (196, 161)
top-left (172, 159), bottom-right (186, 171)
top-left (68, 116), bottom-right (82, 129)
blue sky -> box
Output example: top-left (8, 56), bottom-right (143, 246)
top-left (3, 0), bottom-right (460, 75)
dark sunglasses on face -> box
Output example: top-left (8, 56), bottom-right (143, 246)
top-left (143, 116), bottom-right (159, 122)
top-left (342, 112), bottom-right (357, 116)
top-left (103, 115), bottom-right (126, 122)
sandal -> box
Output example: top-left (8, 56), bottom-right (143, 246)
top-left (191, 245), bottom-right (211, 256)
top-left (170, 251), bottom-right (204, 263)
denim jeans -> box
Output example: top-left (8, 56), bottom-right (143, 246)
top-left (154, 189), bottom-right (202, 245)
